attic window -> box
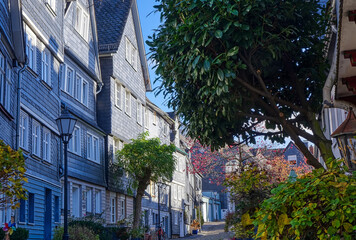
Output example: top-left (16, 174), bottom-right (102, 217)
top-left (75, 4), bottom-right (89, 41)
top-left (125, 37), bottom-right (138, 70)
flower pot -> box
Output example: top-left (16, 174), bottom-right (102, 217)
top-left (192, 229), bottom-right (198, 234)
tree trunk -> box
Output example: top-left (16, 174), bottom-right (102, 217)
top-left (132, 181), bottom-right (149, 229)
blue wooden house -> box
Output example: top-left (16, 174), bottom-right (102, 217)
top-left (283, 141), bottom-right (308, 166)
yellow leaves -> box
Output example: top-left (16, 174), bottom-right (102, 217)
top-left (343, 222), bottom-right (353, 233)
top-left (241, 213), bottom-right (253, 227)
top-left (257, 223), bottom-right (267, 240)
top-left (277, 213), bottom-right (290, 234)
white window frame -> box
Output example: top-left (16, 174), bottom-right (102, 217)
top-left (144, 108), bottom-right (149, 129)
top-left (125, 37), bottom-right (137, 70)
top-left (19, 111), bottom-right (29, 150)
top-left (25, 27), bottom-right (36, 71)
top-left (0, 52), bottom-right (5, 107)
top-left (86, 188), bottom-right (92, 213)
top-left (41, 47), bottom-right (51, 85)
top-left (115, 82), bottom-right (122, 109)
top-left (82, 79), bottom-right (88, 106)
top-left (74, 73), bottom-right (82, 101)
top-left (125, 90), bottom-right (131, 116)
top-left (113, 138), bottom-right (124, 160)
top-left (43, 127), bottom-right (51, 162)
top-left (163, 123), bottom-right (168, 136)
top-left (68, 126), bottom-right (81, 155)
top-left (72, 185), bottom-right (80, 218)
top-left (110, 197), bottom-right (116, 223)
top-left (87, 133), bottom-right (100, 163)
top-left (65, 65), bottom-right (74, 96)
top-left (95, 190), bottom-right (101, 214)
top-left (119, 199), bottom-right (125, 220)
top-left (75, 4), bottom-right (89, 42)
top-left (153, 111), bottom-right (157, 125)
top-left (46, 0), bottom-right (56, 12)
top-left (32, 120), bottom-right (41, 157)
top-left (5, 62), bottom-right (11, 112)
top-left (137, 100), bottom-right (142, 125)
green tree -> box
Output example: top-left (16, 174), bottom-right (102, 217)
top-left (116, 132), bottom-right (176, 228)
top-left (0, 140), bottom-right (27, 210)
top-left (148, 0), bottom-right (331, 169)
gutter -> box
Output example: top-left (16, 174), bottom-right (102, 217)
top-left (15, 61), bottom-right (28, 150)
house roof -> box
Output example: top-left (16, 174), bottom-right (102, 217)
top-left (94, 0), bottom-right (132, 50)
top-left (94, 0), bottom-right (152, 91)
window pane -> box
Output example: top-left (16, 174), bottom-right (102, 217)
top-left (28, 193), bottom-right (34, 223)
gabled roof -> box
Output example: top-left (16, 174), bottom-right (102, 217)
top-left (94, 0), bottom-right (132, 50)
top-left (94, 0), bottom-right (152, 91)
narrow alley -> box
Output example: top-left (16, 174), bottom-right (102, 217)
top-left (181, 221), bottom-right (234, 240)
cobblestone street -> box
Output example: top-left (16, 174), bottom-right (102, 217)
top-left (180, 221), bottom-right (234, 240)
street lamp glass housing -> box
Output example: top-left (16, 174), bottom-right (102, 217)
top-left (56, 108), bottom-right (77, 143)
top-left (331, 109), bottom-right (356, 171)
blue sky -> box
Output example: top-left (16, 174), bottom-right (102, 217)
top-left (137, 0), bottom-right (172, 112)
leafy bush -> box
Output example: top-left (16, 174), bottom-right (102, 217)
top-left (0, 227), bottom-right (29, 240)
top-left (69, 219), bottom-right (105, 238)
top-left (53, 226), bottom-right (99, 240)
top-left (224, 162), bottom-right (273, 237)
top-left (253, 159), bottom-right (356, 240)
top-left (224, 212), bottom-right (238, 232)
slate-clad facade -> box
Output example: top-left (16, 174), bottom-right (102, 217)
top-left (94, 0), bottom-right (151, 224)
top-left (0, 1), bottom-right (204, 239)
top-left (18, 0), bottom-right (64, 239)
top-left (61, 0), bottom-right (106, 224)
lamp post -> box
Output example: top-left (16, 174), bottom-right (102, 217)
top-left (56, 108), bottom-right (77, 240)
top-left (213, 192), bottom-right (217, 221)
top-left (331, 109), bottom-right (356, 172)
top-left (289, 169), bottom-right (297, 182)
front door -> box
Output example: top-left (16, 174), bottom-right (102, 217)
top-left (44, 188), bottom-right (52, 240)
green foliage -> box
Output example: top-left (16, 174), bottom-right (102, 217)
top-left (148, 0), bottom-right (331, 166)
top-left (116, 132), bottom-right (176, 185)
top-left (0, 227), bottom-right (29, 240)
top-left (116, 132), bottom-right (176, 228)
top-left (129, 227), bottom-right (145, 239)
top-left (253, 159), bottom-right (356, 240)
top-left (224, 163), bottom-right (273, 238)
top-left (224, 212), bottom-right (238, 232)
top-left (0, 140), bottom-right (27, 209)
top-left (53, 226), bottom-right (99, 240)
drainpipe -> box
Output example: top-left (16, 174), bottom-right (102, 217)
top-left (96, 81), bottom-right (104, 94)
top-left (15, 61), bottom-right (27, 150)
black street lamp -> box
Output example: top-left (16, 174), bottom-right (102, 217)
top-left (331, 109), bottom-right (356, 172)
top-left (56, 108), bottom-right (77, 240)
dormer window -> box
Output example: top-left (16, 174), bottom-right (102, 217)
top-left (75, 4), bottom-right (89, 41)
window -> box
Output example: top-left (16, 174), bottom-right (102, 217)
top-left (115, 82), bottom-right (122, 109)
top-left (82, 80), bottom-right (88, 106)
top-left (32, 121), bottom-right (41, 156)
top-left (113, 138), bottom-right (124, 161)
top-left (19, 199), bottom-right (26, 222)
top-left (174, 212), bottom-right (178, 225)
top-left (0, 197), bottom-right (11, 226)
top-left (68, 126), bottom-right (81, 155)
top-left (137, 100), bottom-right (142, 125)
top-left (125, 90), bottom-right (131, 116)
top-left (86, 188), bottom-right (92, 213)
top-left (125, 37), bottom-right (137, 70)
top-left (19, 111), bottom-right (29, 150)
top-left (54, 196), bottom-right (59, 222)
top-left (25, 27), bottom-right (36, 71)
top-left (119, 199), bottom-right (125, 220)
top-left (288, 155), bottom-right (297, 165)
top-left (41, 48), bottom-right (51, 85)
top-left (163, 123), bottom-right (168, 136)
top-left (95, 191), bottom-right (101, 214)
top-left (110, 197), bottom-right (116, 223)
top-left (87, 133), bottom-right (100, 163)
top-left (75, 5), bottom-right (89, 41)
top-left (144, 108), bottom-right (149, 128)
top-left (74, 73), bottom-right (82, 101)
top-left (72, 186), bottom-right (80, 217)
top-left (5, 62), bottom-right (11, 111)
top-left (0, 52), bottom-right (5, 106)
top-left (153, 111), bottom-right (157, 125)
top-left (28, 193), bottom-right (34, 223)
top-left (43, 128), bottom-right (51, 162)
top-left (65, 66), bottom-right (74, 95)
top-left (46, 0), bottom-right (56, 12)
